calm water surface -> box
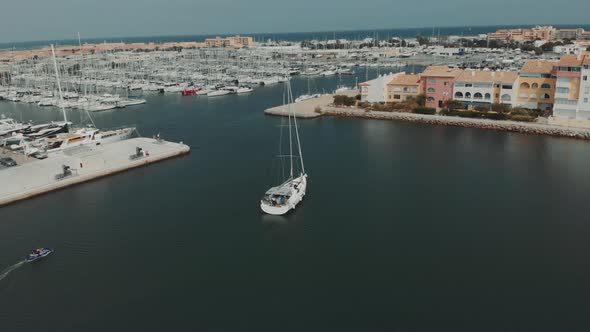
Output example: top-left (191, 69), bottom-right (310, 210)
top-left (1, 72), bottom-right (590, 331)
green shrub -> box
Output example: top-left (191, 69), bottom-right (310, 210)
top-left (510, 108), bottom-right (531, 116)
top-left (491, 103), bottom-right (511, 114)
top-left (358, 101), bottom-right (371, 109)
top-left (333, 95), bottom-right (357, 106)
top-left (474, 105), bottom-right (490, 113)
top-left (509, 115), bottom-right (535, 122)
top-left (412, 107), bottom-right (436, 115)
top-left (415, 94), bottom-right (426, 107)
top-left (481, 112), bottom-right (508, 120)
top-left (456, 110), bottom-right (479, 118)
top-left (443, 99), bottom-right (465, 111)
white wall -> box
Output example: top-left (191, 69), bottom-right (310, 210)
top-left (578, 66), bottom-right (590, 116)
top-left (361, 73), bottom-right (401, 103)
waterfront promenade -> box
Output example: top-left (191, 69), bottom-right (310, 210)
top-left (265, 95), bottom-right (590, 140)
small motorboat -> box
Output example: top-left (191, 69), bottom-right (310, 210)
top-left (25, 248), bottom-right (53, 263)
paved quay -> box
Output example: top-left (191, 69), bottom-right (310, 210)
top-left (264, 89), bottom-right (357, 118)
top-left (0, 137), bottom-right (190, 207)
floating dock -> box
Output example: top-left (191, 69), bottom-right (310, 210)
top-left (0, 137), bottom-right (190, 207)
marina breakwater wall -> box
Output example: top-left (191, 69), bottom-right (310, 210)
top-left (0, 138), bottom-right (190, 207)
top-left (324, 109), bottom-right (590, 141)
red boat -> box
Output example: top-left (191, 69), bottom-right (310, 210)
top-left (181, 87), bottom-right (200, 96)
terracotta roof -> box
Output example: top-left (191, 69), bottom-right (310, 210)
top-left (520, 60), bottom-right (555, 74)
top-left (387, 74), bottom-right (420, 86)
top-left (583, 56), bottom-right (590, 65)
top-left (421, 66), bottom-right (464, 78)
top-left (558, 54), bottom-right (584, 67)
top-left (456, 70), bottom-right (518, 84)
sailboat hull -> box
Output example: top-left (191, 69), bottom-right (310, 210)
top-left (260, 175), bottom-right (307, 215)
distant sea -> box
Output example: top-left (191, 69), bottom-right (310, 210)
top-left (2, 24), bottom-right (590, 51)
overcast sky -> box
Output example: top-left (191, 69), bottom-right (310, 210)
top-left (1, 0), bottom-right (589, 42)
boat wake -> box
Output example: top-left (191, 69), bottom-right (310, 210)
top-left (0, 261), bottom-right (25, 282)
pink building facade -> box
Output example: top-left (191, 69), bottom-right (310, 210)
top-left (420, 66), bottom-right (463, 108)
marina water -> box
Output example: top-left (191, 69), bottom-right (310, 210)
top-left (2, 70), bottom-right (590, 330)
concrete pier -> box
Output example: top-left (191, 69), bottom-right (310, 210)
top-left (264, 90), bottom-right (357, 118)
top-left (0, 137), bottom-right (190, 207)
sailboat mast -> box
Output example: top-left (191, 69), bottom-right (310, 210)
top-left (289, 80), bottom-right (305, 174)
top-left (287, 83), bottom-right (293, 178)
top-left (51, 44), bottom-right (67, 123)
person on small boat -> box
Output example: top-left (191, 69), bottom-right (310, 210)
top-left (33, 248), bottom-right (42, 255)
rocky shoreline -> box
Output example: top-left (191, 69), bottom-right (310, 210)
top-left (324, 108), bottom-right (590, 141)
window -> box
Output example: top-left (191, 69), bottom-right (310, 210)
top-left (584, 76), bottom-right (588, 81)
top-left (428, 79), bottom-right (436, 84)
top-left (556, 87), bottom-right (570, 94)
top-left (426, 97), bottom-right (435, 102)
top-left (394, 94), bottom-right (401, 100)
top-left (465, 92), bottom-right (472, 99)
top-left (541, 93), bottom-right (551, 100)
top-left (541, 83), bottom-right (551, 89)
top-left (393, 87), bottom-right (402, 92)
top-left (427, 88), bottom-right (436, 93)
top-left (444, 82), bottom-right (450, 86)
top-left (555, 98), bottom-right (577, 105)
top-left (532, 83), bottom-right (539, 89)
top-left (519, 92), bottom-right (529, 98)
top-left (502, 85), bottom-right (513, 89)
top-left (520, 82), bottom-right (530, 89)
top-left (474, 93), bottom-right (483, 99)
top-left (501, 94), bottom-right (511, 102)
top-left (585, 98), bottom-right (589, 103)
top-left (455, 92), bottom-right (464, 98)
top-left (465, 83), bottom-right (473, 87)
top-left (485, 93), bottom-right (491, 100)
top-left (530, 93), bottom-right (538, 99)
top-left (585, 87), bottom-right (590, 94)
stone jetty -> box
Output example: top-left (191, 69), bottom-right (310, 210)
top-left (324, 108), bottom-right (590, 140)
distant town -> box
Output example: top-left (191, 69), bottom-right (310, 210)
top-left (2, 26), bottom-right (590, 129)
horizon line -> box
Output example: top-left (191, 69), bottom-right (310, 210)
top-left (2, 23), bottom-right (589, 46)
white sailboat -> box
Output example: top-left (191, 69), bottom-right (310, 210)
top-left (260, 80), bottom-right (307, 215)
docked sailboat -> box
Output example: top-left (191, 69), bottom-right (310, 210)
top-left (207, 89), bottom-right (231, 97)
top-left (0, 118), bottom-right (31, 136)
top-left (43, 126), bottom-right (135, 153)
top-left (260, 80), bottom-right (307, 215)
top-left (35, 45), bottom-right (136, 154)
top-left (236, 86), bottom-right (253, 94)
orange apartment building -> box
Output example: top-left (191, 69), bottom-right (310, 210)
top-left (515, 60), bottom-right (556, 110)
top-left (386, 74), bottom-right (421, 103)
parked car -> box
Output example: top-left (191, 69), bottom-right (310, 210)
top-left (0, 157), bottom-right (17, 167)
